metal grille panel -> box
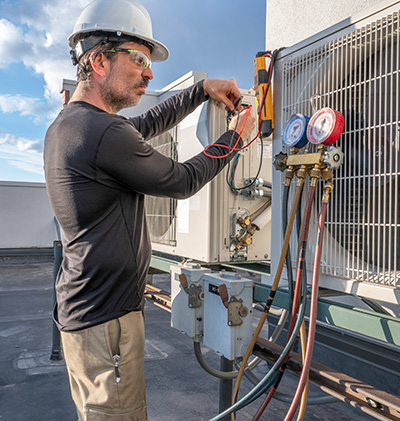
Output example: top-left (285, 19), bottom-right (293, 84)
top-left (145, 129), bottom-right (178, 246)
top-left (281, 11), bottom-right (400, 287)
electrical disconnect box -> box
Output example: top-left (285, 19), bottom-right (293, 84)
top-left (203, 272), bottom-right (253, 360)
top-left (170, 263), bottom-right (211, 338)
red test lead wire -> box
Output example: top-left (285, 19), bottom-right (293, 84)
top-left (203, 105), bottom-right (253, 159)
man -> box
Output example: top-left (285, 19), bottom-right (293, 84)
top-left (44, 0), bottom-right (255, 419)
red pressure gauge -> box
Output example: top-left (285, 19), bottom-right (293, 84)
top-left (306, 107), bottom-right (345, 145)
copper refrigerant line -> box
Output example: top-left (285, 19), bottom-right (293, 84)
top-left (209, 144), bottom-right (341, 421)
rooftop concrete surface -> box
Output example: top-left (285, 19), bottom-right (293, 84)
top-left (0, 259), bottom-right (375, 420)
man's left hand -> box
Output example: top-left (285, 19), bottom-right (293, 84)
top-left (203, 79), bottom-right (242, 112)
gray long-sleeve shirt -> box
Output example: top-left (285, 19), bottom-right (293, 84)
top-left (44, 81), bottom-right (240, 331)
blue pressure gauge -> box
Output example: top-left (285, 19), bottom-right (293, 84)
top-left (282, 114), bottom-right (310, 148)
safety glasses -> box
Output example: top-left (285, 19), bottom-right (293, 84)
top-left (105, 48), bottom-right (151, 70)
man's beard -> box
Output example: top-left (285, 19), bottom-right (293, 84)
top-left (101, 74), bottom-right (149, 113)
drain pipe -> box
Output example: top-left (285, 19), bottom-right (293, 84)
top-left (50, 240), bottom-right (63, 361)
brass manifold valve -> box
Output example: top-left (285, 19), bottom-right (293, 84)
top-left (273, 144), bottom-right (344, 173)
top-left (234, 223), bottom-right (260, 250)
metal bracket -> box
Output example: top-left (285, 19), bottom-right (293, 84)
top-left (219, 283), bottom-right (249, 326)
top-left (179, 273), bottom-right (203, 308)
top-left (188, 284), bottom-right (203, 308)
top-left (227, 297), bottom-right (248, 326)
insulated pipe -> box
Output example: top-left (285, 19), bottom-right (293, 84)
top-left (283, 187), bottom-right (331, 421)
top-left (252, 206), bottom-right (272, 231)
top-left (249, 199), bottom-right (271, 220)
top-left (230, 175), bottom-right (306, 415)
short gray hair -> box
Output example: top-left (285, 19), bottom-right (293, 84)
top-left (76, 41), bottom-right (123, 83)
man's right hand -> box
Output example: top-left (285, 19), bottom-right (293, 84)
top-left (229, 106), bottom-right (256, 141)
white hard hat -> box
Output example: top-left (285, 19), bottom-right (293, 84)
top-left (68, 0), bottom-right (169, 64)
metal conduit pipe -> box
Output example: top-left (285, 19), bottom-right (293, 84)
top-left (268, 307), bottom-right (289, 343)
top-left (252, 178), bottom-right (272, 189)
top-left (252, 306), bottom-right (289, 345)
top-left (193, 340), bottom-right (262, 380)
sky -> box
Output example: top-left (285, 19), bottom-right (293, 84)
top-left (0, 0), bottom-right (266, 183)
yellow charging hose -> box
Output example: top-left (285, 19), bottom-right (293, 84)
top-left (297, 321), bottom-right (309, 420)
top-left (231, 175), bottom-right (305, 420)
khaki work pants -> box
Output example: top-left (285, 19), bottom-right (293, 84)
top-left (61, 311), bottom-right (147, 421)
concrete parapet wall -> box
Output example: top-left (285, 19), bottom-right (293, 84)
top-left (0, 181), bottom-right (56, 249)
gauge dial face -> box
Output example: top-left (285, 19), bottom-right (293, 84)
top-left (307, 109), bottom-right (334, 144)
top-left (307, 108), bottom-right (344, 145)
top-left (283, 114), bottom-right (308, 148)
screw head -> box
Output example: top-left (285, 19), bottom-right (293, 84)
top-left (365, 398), bottom-right (380, 409)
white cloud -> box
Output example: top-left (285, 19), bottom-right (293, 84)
top-left (0, 19), bottom-right (26, 68)
top-left (0, 142), bottom-right (44, 176)
top-left (0, 94), bottom-right (48, 123)
top-left (0, 1), bottom-right (90, 180)
top-left (0, 0), bottom-right (91, 115)
top-left (0, 132), bottom-right (43, 153)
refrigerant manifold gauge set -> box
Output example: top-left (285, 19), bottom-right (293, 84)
top-left (282, 107), bottom-right (345, 148)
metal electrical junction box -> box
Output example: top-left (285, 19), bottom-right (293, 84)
top-left (170, 263), bottom-right (211, 338)
top-left (203, 272), bottom-right (253, 360)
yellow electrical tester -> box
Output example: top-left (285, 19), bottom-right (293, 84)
top-left (254, 51), bottom-right (274, 138)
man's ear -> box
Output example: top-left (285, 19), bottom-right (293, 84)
top-left (90, 52), bottom-right (107, 78)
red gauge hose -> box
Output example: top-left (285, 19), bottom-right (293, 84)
top-left (231, 179), bottom-right (305, 420)
top-left (287, 183), bottom-right (316, 335)
top-left (251, 184), bottom-right (317, 421)
top-left (283, 200), bottom-right (328, 421)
